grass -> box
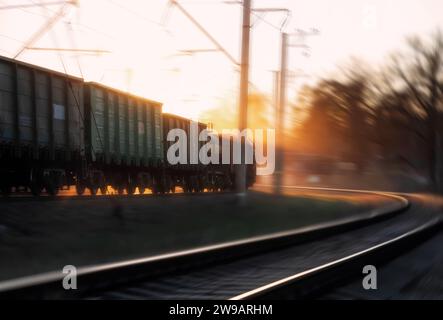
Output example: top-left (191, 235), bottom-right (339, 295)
top-left (0, 191), bottom-right (375, 281)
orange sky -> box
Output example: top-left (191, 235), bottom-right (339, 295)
top-left (1, 0), bottom-right (442, 125)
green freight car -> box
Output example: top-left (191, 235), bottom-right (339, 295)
top-left (0, 55), bottom-right (84, 195)
top-left (80, 82), bottom-right (163, 195)
top-left (0, 55), bottom-right (255, 196)
top-left (162, 113), bottom-right (218, 193)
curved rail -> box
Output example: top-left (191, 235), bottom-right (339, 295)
top-left (0, 188), bottom-right (410, 299)
top-left (231, 215), bottom-right (442, 300)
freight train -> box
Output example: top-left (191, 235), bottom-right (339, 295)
top-left (0, 55), bottom-right (256, 196)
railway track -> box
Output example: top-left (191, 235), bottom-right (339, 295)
top-left (0, 188), bottom-right (440, 300)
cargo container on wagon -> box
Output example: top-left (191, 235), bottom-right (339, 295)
top-left (0, 55), bottom-right (256, 197)
top-left (0, 55), bottom-right (84, 195)
top-left (161, 113), bottom-right (211, 192)
top-left (81, 82), bottom-right (163, 195)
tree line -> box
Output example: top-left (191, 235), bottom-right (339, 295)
top-left (293, 30), bottom-right (443, 192)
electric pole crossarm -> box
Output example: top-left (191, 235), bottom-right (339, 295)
top-left (13, 3), bottom-right (72, 59)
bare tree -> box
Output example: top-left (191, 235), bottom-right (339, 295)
top-left (391, 30), bottom-right (443, 190)
top-left (294, 64), bottom-right (376, 172)
top-left (293, 30), bottom-right (443, 192)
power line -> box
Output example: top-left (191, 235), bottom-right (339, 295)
top-left (4, 1), bottom-right (117, 41)
top-left (251, 10), bottom-right (291, 31)
top-left (0, 33), bottom-right (26, 44)
top-left (13, 1), bottom-right (73, 58)
top-left (0, 48), bottom-right (15, 55)
top-left (0, 1), bottom-right (118, 63)
top-left (65, 21), bottom-right (84, 78)
top-left (106, 0), bottom-right (175, 39)
top-left (0, 0), bottom-right (73, 10)
top-left (107, 0), bottom-right (164, 27)
top-left (166, 0), bottom-right (274, 104)
top-left (25, 47), bottom-right (111, 54)
top-left (168, 0), bottom-right (239, 66)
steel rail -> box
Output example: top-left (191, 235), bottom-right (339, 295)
top-left (0, 188), bottom-right (410, 299)
top-left (230, 216), bottom-right (442, 300)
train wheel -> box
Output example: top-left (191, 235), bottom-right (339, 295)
top-left (0, 186), bottom-right (11, 196)
top-left (152, 181), bottom-right (161, 194)
top-left (46, 183), bottom-right (59, 196)
top-left (76, 183), bottom-right (85, 195)
top-left (117, 186), bottom-right (124, 195)
top-left (127, 185), bottom-right (135, 195)
top-left (138, 186), bottom-right (146, 195)
top-left (182, 181), bottom-right (189, 193)
top-left (89, 187), bottom-right (98, 196)
top-left (30, 183), bottom-right (42, 196)
top-left (192, 178), bottom-right (198, 193)
top-left (100, 186), bottom-right (107, 195)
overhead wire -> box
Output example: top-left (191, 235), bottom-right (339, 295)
top-left (36, 0), bottom-right (104, 157)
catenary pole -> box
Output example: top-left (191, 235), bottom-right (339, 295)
top-left (235, 0), bottom-right (251, 195)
